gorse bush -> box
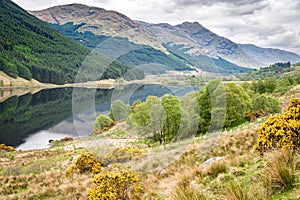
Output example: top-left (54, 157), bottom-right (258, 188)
top-left (0, 144), bottom-right (15, 152)
top-left (100, 147), bottom-right (145, 166)
top-left (88, 169), bottom-right (143, 200)
top-left (254, 97), bottom-right (300, 153)
top-left (66, 153), bottom-right (103, 177)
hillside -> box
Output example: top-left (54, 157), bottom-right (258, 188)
top-left (239, 44), bottom-right (300, 67)
top-left (30, 5), bottom-right (192, 73)
top-left (0, 0), bottom-right (140, 85)
top-left (0, 91), bottom-right (299, 199)
top-left (137, 21), bottom-right (300, 69)
top-left (29, 4), bottom-right (165, 52)
top-left (0, 0), bottom-right (91, 84)
top-left (48, 22), bottom-right (191, 73)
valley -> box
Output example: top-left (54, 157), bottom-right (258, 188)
top-left (0, 0), bottom-right (300, 199)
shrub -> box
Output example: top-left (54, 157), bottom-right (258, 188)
top-left (244, 109), bottom-right (268, 122)
top-left (66, 153), bottom-right (103, 177)
top-left (0, 144), bottom-right (15, 152)
top-left (100, 147), bottom-right (145, 166)
top-left (88, 169), bottom-right (143, 200)
top-left (109, 100), bottom-right (130, 121)
top-left (252, 94), bottom-right (281, 114)
top-left (254, 97), bottom-right (300, 153)
top-left (93, 114), bottom-right (114, 131)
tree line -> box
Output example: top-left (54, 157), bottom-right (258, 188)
top-left (95, 78), bottom-right (286, 144)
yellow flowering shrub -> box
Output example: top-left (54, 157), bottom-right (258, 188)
top-left (101, 147), bottom-right (145, 165)
top-left (254, 97), bottom-right (300, 153)
top-left (66, 153), bottom-right (103, 177)
top-left (0, 144), bottom-right (15, 152)
top-left (88, 169), bottom-right (143, 200)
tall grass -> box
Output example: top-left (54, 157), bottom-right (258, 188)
top-left (261, 149), bottom-right (297, 194)
top-left (220, 181), bottom-right (251, 200)
top-left (172, 176), bottom-right (206, 200)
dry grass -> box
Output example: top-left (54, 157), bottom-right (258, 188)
top-left (261, 149), bottom-right (298, 194)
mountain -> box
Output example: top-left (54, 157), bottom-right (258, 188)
top-left (137, 21), bottom-right (300, 69)
top-left (30, 4), bottom-right (192, 73)
top-left (0, 0), bottom-right (89, 84)
top-left (137, 21), bottom-right (253, 72)
top-left (0, 0), bottom-right (141, 84)
top-left (29, 4), bottom-right (165, 51)
top-left (30, 4), bottom-right (251, 74)
top-left (238, 44), bottom-right (300, 67)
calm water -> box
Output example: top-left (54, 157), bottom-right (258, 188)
top-left (0, 84), bottom-right (196, 150)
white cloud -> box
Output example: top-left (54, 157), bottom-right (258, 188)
top-left (12, 0), bottom-right (300, 55)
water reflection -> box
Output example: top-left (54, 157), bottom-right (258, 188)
top-left (0, 84), bottom-right (196, 150)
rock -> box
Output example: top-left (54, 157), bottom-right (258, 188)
top-left (200, 156), bottom-right (224, 167)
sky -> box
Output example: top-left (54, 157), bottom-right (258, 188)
top-left (12, 0), bottom-right (300, 55)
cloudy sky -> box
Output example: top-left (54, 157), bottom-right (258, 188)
top-left (12, 0), bottom-right (300, 54)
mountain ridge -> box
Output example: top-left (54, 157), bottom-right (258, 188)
top-left (29, 4), bottom-right (166, 52)
top-left (138, 21), bottom-right (300, 69)
top-left (30, 3), bottom-right (300, 72)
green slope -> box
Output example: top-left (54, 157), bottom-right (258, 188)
top-left (0, 0), bottom-right (140, 84)
top-left (49, 22), bottom-right (192, 74)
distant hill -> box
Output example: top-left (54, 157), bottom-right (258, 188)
top-left (238, 44), bottom-right (300, 68)
top-left (138, 21), bottom-right (300, 69)
top-left (0, 0), bottom-right (139, 84)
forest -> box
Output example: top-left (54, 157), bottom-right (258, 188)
top-left (0, 0), bottom-right (144, 84)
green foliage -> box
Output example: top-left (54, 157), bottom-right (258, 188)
top-left (0, 0), bottom-right (90, 84)
top-left (252, 94), bottom-right (281, 114)
top-left (130, 96), bottom-right (160, 127)
top-left (198, 80), bottom-right (251, 132)
top-left (222, 83), bottom-right (252, 127)
top-left (254, 97), bottom-right (300, 153)
top-left (94, 114), bottom-right (114, 130)
top-left (0, 79), bottom-right (3, 86)
top-left (239, 62), bottom-right (292, 80)
top-left (109, 100), bottom-right (130, 121)
top-left (197, 79), bottom-right (222, 133)
top-left (88, 168), bottom-right (143, 200)
top-left (161, 95), bottom-right (181, 142)
top-left (129, 94), bottom-right (182, 144)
